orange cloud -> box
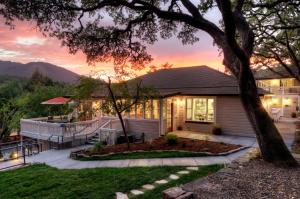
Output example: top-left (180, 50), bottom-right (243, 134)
top-left (0, 19), bottom-right (224, 76)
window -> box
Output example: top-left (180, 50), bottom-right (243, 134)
top-left (153, 100), bottom-right (160, 119)
top-left (136, 103), bottom-right (144, 119)
top-left (144, 100), bottom-right (152, 119)
top-left (186, 98), bottom-right (215, 122)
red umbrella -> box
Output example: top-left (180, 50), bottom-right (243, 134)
top-left (41, 97), bottom-right (71, 105)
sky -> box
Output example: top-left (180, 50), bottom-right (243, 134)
top-left (0, 10), bottom-right (223, 76)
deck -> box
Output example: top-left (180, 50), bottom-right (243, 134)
top-left (20, 117), bottom-right (122, 143)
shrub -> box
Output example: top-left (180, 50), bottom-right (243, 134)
top-left (0, 150), bottom-right (3, 159)
top-left (212, 124), bottom-right (222, 135)
top-left (291, 112), bottom-right (297, 118)
top-left (91, 142), bottom-right (104, 153)
top-left (164, 134), bottom-right (178, 145)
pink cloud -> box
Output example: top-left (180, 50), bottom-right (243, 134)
top-left (0, 19), bottom-right (223, 75)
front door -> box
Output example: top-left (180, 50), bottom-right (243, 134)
top-left (167, 100), bottom-right (174, 132)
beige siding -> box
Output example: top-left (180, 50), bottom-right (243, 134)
top-left (216, 96), bottom-right (255, 137)
top-left (126, 119), bottom-right (160, 140)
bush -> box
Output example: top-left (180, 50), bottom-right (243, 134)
top-left (291, 112), bottom-right (297, 118)
top-left (164, 134), bottom-right (178, 145)
top-left (91, 142), bottom-right (104, 153)
top-left (0, 150), bottom-right (3, 159)
top-left (212, 124), bottom-right (222, 135)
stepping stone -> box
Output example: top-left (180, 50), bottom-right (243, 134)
top-left (169, 174), bottom-right (179, 180)
top-left (186, 166), bottom-right (199, 171)
top-left (130, 189), bottom-right (144, 196)
top-left (142, 184), bottom-right (155, 190)
top-left (115, 192), bottom-right (129, 199)
top-left (155, 179), bottom-right (168, 184)
top-left (177, 170), bottom-right (190, 175)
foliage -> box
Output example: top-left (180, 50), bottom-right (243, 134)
top-left (90, 142), bottom-right (104, 153)
top-left (164, 134), bottom-right (178, 145)
top-left (212, 123), bottom-right (222, 135)
top-left (245, 1), bottom-right (300, 80)
top-left (75, 76), bottom-right (157, 149)
top-left (0, 72), bottom-right (74, 141)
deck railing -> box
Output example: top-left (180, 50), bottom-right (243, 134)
top-left (20, 117), bottom-right (105, 143)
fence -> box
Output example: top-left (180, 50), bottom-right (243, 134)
top-left (0, 139), bottom-right (42, 171)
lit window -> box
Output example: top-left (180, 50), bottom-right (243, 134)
top-left (136, 103), bottom-right (144, 119)
top-left (153, 100), bottom-right (160, 119)
top-left (129, 101), bottom-right (136, 119)
top-left (186, 98), bottom-right (215, 122)
top-left (144, 100), bottom-right (152, 119)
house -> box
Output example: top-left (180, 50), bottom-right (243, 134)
top-left (255, 66), bottom-right (300, 118)
top-left (20, 66), bottom-right (267, 149)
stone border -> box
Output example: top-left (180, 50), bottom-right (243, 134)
top-left (70, 146), bottom-right (249, 160)
top-left (162, 148), bottom-right (260, 199)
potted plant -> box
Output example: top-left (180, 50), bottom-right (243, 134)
top-left (212, 123), bottom-right (222, 135)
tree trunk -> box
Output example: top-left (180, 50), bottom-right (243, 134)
top-left (116, 111), bottom-right (131, 150)
top-left (239, 63), bottom-right (298, 167)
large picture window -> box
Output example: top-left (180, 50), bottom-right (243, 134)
top-left (186, 98), bottom-right (215, 122)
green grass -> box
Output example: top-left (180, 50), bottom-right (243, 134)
top-left (76, 151), bottom-right (208, 161)
top-left (0, 164), bottom-right (222, 199)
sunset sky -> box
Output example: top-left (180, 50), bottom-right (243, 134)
top-left (0, 14), bottom-right (223, 76)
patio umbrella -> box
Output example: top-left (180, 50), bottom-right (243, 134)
top-left (41, 97), bottom-right (71, 105)
top-left (41, 97), bottom-right (72, 121)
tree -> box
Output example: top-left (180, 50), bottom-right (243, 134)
top-left (76, 76), bottom-right (155, 149)
top-left (245, 1), bottom-right (300, 80)
top-left (0, 0), bottom-right (298, 166)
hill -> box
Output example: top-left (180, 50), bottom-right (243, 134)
top-left (0, 60), bottom-right (80, 84)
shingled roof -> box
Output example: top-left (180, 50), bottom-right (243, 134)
top-left (132, 66), bottom-right (267, 97)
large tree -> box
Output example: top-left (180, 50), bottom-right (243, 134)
top-left (246, 1), bottom-right (300, 80)
top-left (0, 0), bottom-right (298, 166)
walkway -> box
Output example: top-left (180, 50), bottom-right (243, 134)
top-left (0, 146), bottom-right (252, 170)
top-left (1, 121), bottom-right (295, 171)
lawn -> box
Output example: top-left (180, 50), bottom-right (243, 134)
top-left (0, 164), bottom-right (222, 199)
top-left (76, 151), bottom-right (208, 161)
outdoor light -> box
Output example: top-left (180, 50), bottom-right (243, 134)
top-left (11, 151), bottom-right (18, 159)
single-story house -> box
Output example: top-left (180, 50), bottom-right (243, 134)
top-left (20, 66), bottom-right (266, 149)
top-left (93, 66), bottom-right (267, 139)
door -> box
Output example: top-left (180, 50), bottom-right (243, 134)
top-left (167, 100), bottom-right (174, 132)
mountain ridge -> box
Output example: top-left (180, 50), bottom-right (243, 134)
top-left (0, 60), bottom-right (80, 83)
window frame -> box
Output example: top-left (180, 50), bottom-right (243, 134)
top-left (185, 97), bottom-right (216, 123)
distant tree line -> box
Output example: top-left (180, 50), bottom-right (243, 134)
top-left (0, 70), bottom-right (74, 141)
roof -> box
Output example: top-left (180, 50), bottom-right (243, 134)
top-left (131, 66), bottom-right (267, 97)
top-left (254, 65), bottom-right (297, 80)
top-left (41, 97), bottom-right (71, 105)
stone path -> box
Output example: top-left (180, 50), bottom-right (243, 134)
top-left (117, 166), bottom-right (201, 199)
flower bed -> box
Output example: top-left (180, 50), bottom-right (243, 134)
top-left (72, 137), bottom-right (243, 160)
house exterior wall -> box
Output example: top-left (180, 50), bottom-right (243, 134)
top-left (216, 96), bottom-right (255, 137)
top-left (171, 96), bottom-right (255, 137)
top-left (125, 119), bottom-right (160, 141)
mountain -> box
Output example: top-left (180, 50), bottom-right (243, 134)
top-left (0, 60), bottom-right (81, 83)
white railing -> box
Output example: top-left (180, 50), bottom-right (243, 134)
top-left (258, 85), bottom-right (300, 95)
top-left (97, 119), bottom-right (123, 146)
top-left (20, 117), bottom-right (104, 143)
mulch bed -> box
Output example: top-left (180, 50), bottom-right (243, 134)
top-left (81, 137), bottom-right (242, 156)
top-left (183, 158), bottom-right (300, 199)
